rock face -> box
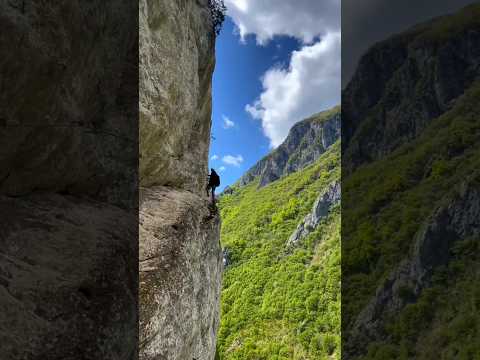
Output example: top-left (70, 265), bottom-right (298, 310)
top-left (139, 1), bottom-right (222, 360)
top-left (343, 4), bottom-right (480, 172)
top-left (139, 187), bottom-right (222, 360)
top-left (287, 181), bottom-right (341, 247)
top-left (1, 0), bottom-right (221, 358)
top-left (0, 1), bottom-right (138, 359)
top-left (239, 107), bottom-right (340, 188)
top-left (0, 194), bottom-right (138, 360)
top-left (222, 186), bottom-right (234, 195)
top-left (222, 248), bottom-right (232, 268)
top-left (0, 0), bottom-right (138, 208)
top-left (139, 0), bottom-right (216, 195)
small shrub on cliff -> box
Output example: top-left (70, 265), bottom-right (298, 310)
top-left (208, 0), bottom-right (227, 35)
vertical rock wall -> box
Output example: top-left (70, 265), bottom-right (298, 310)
top-left (139, 0), bottom-right (216, 195)
top-left (139, 1), bottom-right (222, 359)
top-left (0, 1), bottom-right (139, 359)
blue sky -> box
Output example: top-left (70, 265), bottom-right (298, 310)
top-left (208, 18), bottom-right (301, 190)
top-left (209, 1), bottom-right (341, 191)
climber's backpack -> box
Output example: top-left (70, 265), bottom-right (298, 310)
top-left (210, 171), bottom-right (220, 187)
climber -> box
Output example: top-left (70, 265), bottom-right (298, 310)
top-left (206, 168), bottom-right (220, 203)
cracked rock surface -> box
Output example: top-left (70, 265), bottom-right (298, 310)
top-left (139, 187), bottom-right (222, 360)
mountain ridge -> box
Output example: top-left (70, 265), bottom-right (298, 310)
top-left (342, 3), bottom-right (480, 172)
top-left (236, 106), bottom-right (340, 189)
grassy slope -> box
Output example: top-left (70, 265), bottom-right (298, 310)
top-left (218, 142), bottom-right (340, 359)
top-left (343, 81), bottom-right (480, 359)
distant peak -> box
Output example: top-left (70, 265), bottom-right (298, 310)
top-left (238, 106), bottom-right (341, 188)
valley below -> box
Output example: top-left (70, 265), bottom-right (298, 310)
top-left (217, 109), bottom-right (341, 359)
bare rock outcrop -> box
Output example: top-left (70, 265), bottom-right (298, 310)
top-left (139, 187), bottom-right (222, 360)
top-left (287, 181), bottom-right (341, 247)
top-left (139, 0), bottom-right (216, 195)
top-left (239, 107), bottom-right (340, 188)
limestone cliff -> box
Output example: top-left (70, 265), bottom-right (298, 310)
top-left (139, 188), bottom-right (221, 360)
top-left (139, 0), bottom-right (216, 194)
top-left (0, 2), bottom-right (138, 359)
top-left (139, 1), bottom-right (222, 359)
top-left (238, 107), bottom-right (340, 188)
top-left (287, 180), bottom-right (340, 247)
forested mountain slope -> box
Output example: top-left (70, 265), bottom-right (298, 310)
top-left (342, 4), bottom-right (480, 359)
top-left (217, 108), bottom-right (341, 359)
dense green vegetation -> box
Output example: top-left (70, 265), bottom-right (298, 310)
top-left (343, 81), bottom-right (480, 358)
top-left (217, 142), bottom-right (340, 359)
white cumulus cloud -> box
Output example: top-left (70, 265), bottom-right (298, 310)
top-left (222, 154), bottom-right (244, 167)
top-left (246, 32), bottom-right (341, 147)
top-left (225, 0), bottom-right (341, 148)
top-left (219, 166), bottom-right (227, 172)
top-left (225, 0), bottom-right (340, 44)
top-left (222, 115), bottom-right (235, 129)
top-left (211, 154), bottom-right (219, 161)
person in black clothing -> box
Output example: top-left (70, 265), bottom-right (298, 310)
top-left (206, 168), bottom-right (220, 202)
